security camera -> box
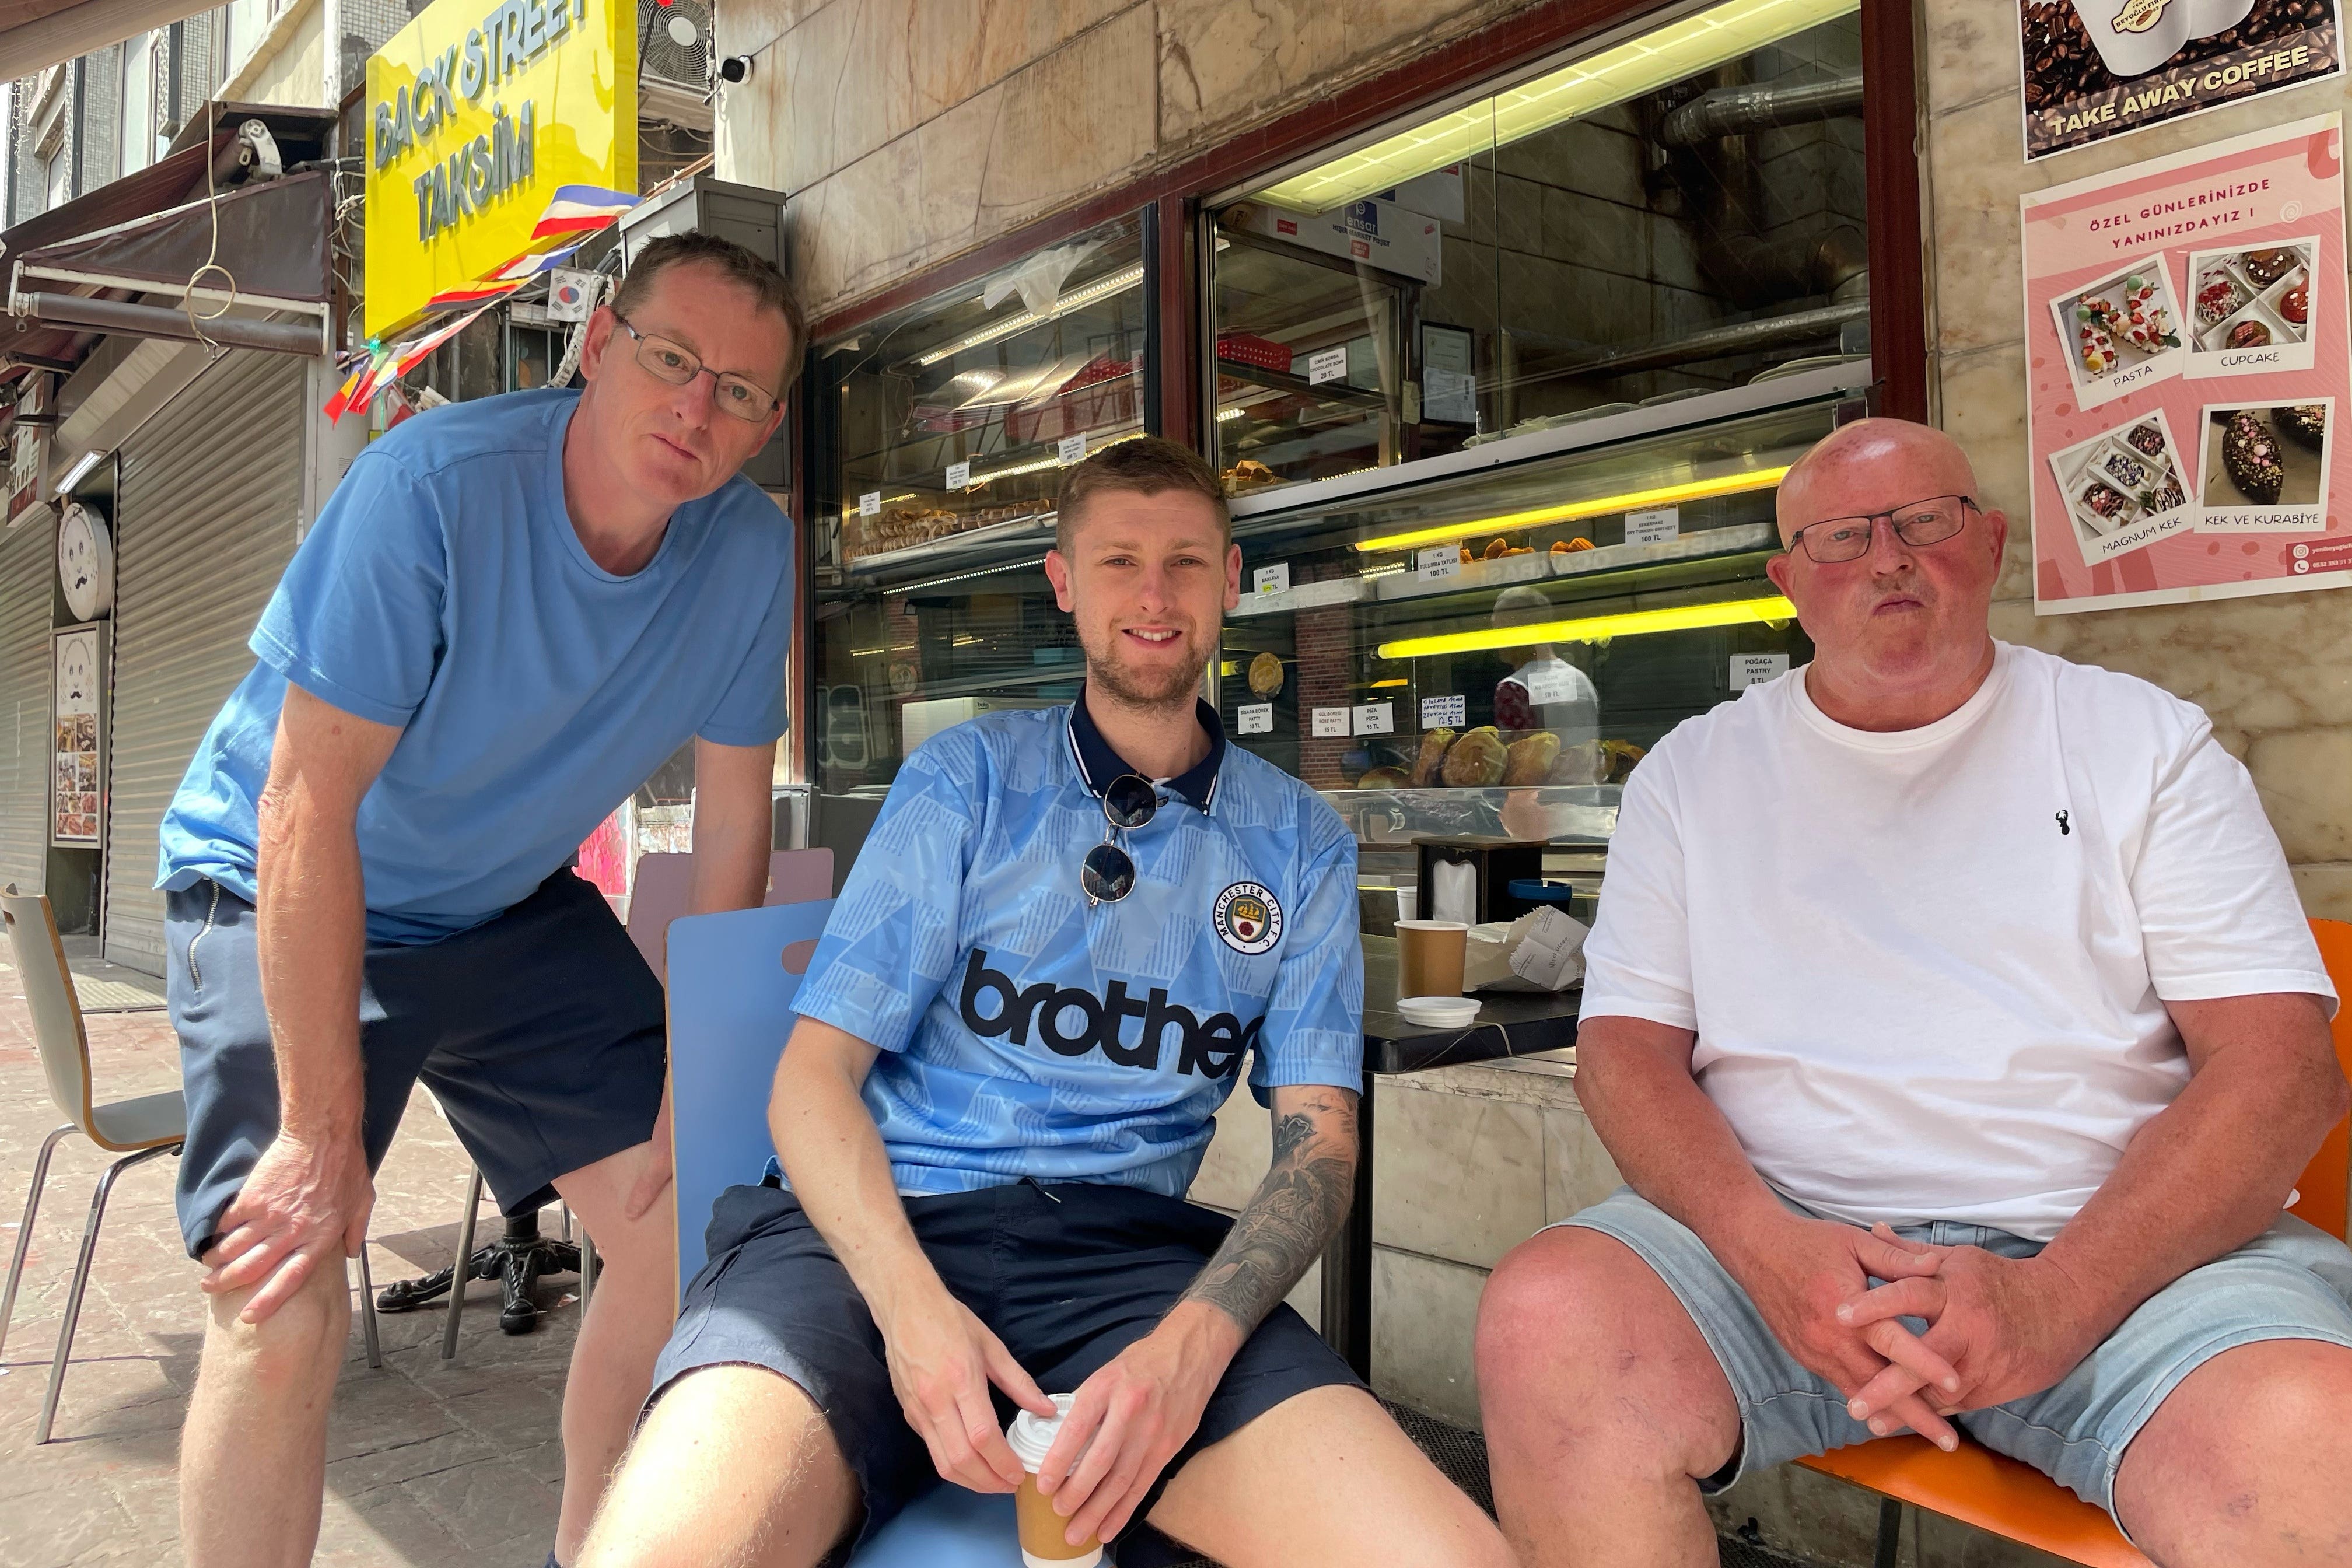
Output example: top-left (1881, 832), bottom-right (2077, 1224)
top-left (719, 54), bottom-right (752, 83)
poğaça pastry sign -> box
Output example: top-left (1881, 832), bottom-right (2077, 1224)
top-left (362, 0), bottom-right (635, 339)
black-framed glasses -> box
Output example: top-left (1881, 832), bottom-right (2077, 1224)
top-left (1080, 774), bottom-right (1162, 906)
top-left (1786, 494), bottom-right (1978, 564)
top-left (614, 315), bottom-right (780, 422)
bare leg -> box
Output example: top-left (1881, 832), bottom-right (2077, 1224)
top-left (1147, 1384), bottom-right (1510, 1568)
top-left (550, 1142), bottom-right (680, 1563)
top-left (178, 1255), bottom-right (352, 1568)
top-left (2113, 1338), bottom-right (2352, 1566)
top-left (1476, 1227), bottom-right (1740, 1568)
top-left (575, 1364), bottom-right (858, 1568)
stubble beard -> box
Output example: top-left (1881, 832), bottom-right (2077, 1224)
top-left (1080, 622), bottom-right (1205, 715)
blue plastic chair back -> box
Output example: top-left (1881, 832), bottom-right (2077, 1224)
top-left (664, 898), bottom-right (834, 1297)
top-left (663, 898), bottom-right (1031, 1567)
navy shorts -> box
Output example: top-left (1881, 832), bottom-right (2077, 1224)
top-left (167, 870), bottom-right (667, 1258)
top-left (652, 1178), bottom-right (1364, 1556)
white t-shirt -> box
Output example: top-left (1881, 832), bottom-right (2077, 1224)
top-left (1580, 640), bottom-right (2336, 1242)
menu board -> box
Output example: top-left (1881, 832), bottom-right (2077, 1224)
top-left (2022, 113), bottom-right (2351, 612)
top-left (51, 624), bottom-right (105, 848)
top-left (2020, 0), bottom-right (2341, 161)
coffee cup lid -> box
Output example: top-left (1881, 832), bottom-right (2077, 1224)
top-left (1005, 1392), bottom-right (1080, 1471)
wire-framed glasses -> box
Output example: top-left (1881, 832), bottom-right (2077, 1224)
top-left (1786, 495), bottom-right (1978, 564)
top-left (1080, 774), bottom-right (1163, 906)
top-left (614, 316), bottom-right (780, 422)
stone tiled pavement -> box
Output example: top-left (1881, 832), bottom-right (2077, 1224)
top-left (0, 953), bottom-right (580, 1568)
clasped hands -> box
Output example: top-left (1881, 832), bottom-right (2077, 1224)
top-left (1740, 1216), bottom-right (2101, 1452)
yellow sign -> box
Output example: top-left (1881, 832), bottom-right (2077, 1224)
top-left (363, 0), bottom-right (636, 340)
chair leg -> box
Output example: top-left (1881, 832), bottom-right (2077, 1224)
top-left (1, 1124), bottom-right (75, 1363)
top-left (1873, 1496), bottom-right (1903, 1568)
top-left (579, 1229), bottom-right (597, 1311)
top-left (440, 1167), bottom-right (484, 1362)
top-left (559, 1203), bottom-right (573, 1245)
top-left (38, 1142), bottom-right (177, 1445)
top-left (354, 1244), bottom-right (383, 1370)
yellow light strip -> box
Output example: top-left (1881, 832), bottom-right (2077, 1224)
top-left (1376, 594), bottom-right (1795, 659)
top-left (1255, 0), bottom-right (1859, 214)
top-left (1353, 466), bottom-right (1789, 554)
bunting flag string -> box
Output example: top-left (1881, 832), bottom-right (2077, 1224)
top-left (323, 184), bottom-right (640, 421)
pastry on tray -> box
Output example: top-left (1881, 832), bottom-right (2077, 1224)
top-left (2221, 410), bottom-right (2285, 504)
top-left (2196, 267), bottom-right (2246, 326)
top-left (2280, 281), bottom-right (2309, 326)
top-left (2242, 248), bottom-right (2299, 288)
top-left (1501, 731), bottom-right (1560, 786)
top-left (1409, 727), bottom-right (1455, 788)
top-left (1247, 650), bottom-right (1284, 698)
top-left (1439, 726), bottom-right (1508, 786)
top-left (2126, 423), bottom-right (2168, 459)
top-left (2275, 404), bottom-right (2327, 451)
top-left (2226, 319), bottom-right (2273, 350)
top-left (1355, 765), bottom-right (1409, 789)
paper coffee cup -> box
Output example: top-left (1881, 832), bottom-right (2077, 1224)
top-left (1005, 1394), bottom-right (1102, 1568)
top-left (1396, 919), bottom-right (1470, 998)
top-left (2071, 0), bottom-right (2190, 78)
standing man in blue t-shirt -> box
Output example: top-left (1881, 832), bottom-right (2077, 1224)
top-left (158, 232), bottom-right (802, 1568)
top-left (578, 439), bottom-right (1510, 1568)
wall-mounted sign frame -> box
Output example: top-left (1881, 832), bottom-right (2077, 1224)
top-left (51, 621), bottom-right (107, 849)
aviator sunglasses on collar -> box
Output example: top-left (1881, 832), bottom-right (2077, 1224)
top-left (1080, 774), bottom-right (1164, 906)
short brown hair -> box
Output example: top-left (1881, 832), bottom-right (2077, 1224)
top-left (612, 231), bottom-right (807, 393)
top-left (1055, 436), bottom-right (1231, 553)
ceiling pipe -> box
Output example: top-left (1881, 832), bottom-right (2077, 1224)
top-left (1658, 75), bottom-right (1866, 146)
top-left (14, 292), bottom-right (324, 355)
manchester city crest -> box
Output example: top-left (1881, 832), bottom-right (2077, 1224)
top-left (1213, 881), bottom-right (1283, 956)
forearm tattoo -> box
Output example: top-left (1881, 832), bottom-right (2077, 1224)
top-left (1181, 1089), bottom-right (1359, 1336)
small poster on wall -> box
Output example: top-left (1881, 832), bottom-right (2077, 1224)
top-left (2021, 0), bottom-right (2340, 161)
top-left (51, 623), bottom-right (106, 848)
top-left (2022, 113), bottom-right (2351, 613)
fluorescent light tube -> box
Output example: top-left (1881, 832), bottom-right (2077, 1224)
top-left (1376, 594), bottom-right (1796, 659)
top-left (1353, 466), bottom-right (1790, 554)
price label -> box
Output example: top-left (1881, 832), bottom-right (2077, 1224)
top-left (945, 461), bottom-right (972, 489)
top-left (1524, 662), bottom-right (1580, 705)
top-left (858, 491), bottom-right (881, 517)
top-left (1306, 346), bottom-right (1348, 386)
top-left (1730, 652), bottom-right (1791, 690)
top-left (1057, 433), bottom-right (1088, 464)
top-left (1237, 702), bottom-right (1274, 735)
top-left (1625, 506), bottom-right (1679, 545)
top-left (1310, 706), bottom-right (1352, 737)
top-left (1352, 701), bottom-right (1394, 736)
top-left (1416, 545), bottom-right (1461, 582)
top-left (1253, 562), bottom-right (1291, 596)
top-left (1420, 694), bottom-right (1466, 728)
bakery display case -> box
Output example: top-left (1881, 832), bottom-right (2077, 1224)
top-left (805, 213), bottom-right (1155, 800)
top-left (1214, 365), bottom-right (1861, 908)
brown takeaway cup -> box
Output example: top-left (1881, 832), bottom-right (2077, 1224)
top-left (1396, 919), bottom-right (1470, 998)
top-left (1006, 1395), bottom-right (1102, 1568)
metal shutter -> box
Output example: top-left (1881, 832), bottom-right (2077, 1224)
top-left (104, 350), bottom-right (303, 972)
top-left (0, 507), bottom-right (54, 892)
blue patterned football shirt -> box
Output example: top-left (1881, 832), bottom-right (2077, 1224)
top-left (789, 696), bottom-right (1365, 1197)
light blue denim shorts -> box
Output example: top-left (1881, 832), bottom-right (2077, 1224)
top-left (1558, 1187), bottom-right (2352, 1528)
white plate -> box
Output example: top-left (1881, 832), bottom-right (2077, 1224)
top-left (1396, 996), bottom-right (1482, 1028)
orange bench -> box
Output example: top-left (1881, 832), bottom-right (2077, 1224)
top-left (1796, 918), bottom-right (2352, 1568)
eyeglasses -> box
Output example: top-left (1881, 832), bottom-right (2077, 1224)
top-left (1080, 774), bottom-right (1162, 906)
top-left (1785, 495), bottom-right (1978, 564)
top-left (614, 316), bottom-right (780, 422)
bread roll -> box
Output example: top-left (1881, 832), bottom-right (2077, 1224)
top-left (1502, 731), bottom-right (1560, 785)
top-left (1441, 726), bottom-right (1508, 786)
top-left (1356, 765), bottom-right (1409, 789)
top-left (1247, 650), bottom-right (1284, 697)
top-left (1410, 727), bottom-right (1455, 788)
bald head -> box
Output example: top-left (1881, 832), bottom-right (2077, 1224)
top-left (1777, 418), bottom-right (1980, 544)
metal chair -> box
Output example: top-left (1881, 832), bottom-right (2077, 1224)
top-left (1796, 916), bottom-right (2352, 1567)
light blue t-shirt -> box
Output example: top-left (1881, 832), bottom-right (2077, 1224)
top-left (156, 388), bottom-right (794, 943)
top-left (789, 702), bottom-right (1365, 1198)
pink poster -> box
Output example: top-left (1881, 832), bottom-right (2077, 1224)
top-left (2022, 111), bottom-right (2352, 613)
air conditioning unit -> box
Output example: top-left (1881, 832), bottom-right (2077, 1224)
top-left (638, 0), bottom-right (713, 131)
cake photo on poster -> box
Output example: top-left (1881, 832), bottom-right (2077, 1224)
top-left (2048, 255), bottom-right (2189, 408)
top-left (2198, 400), bottom-right (2333, 528)
top-left (2186, 239), bottom-right (2320, 376)
top-left (2046, 410), bottom-right (2198, 561)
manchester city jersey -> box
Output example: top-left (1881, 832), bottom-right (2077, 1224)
top-left (790, 698), bottom-right (1364, 1198)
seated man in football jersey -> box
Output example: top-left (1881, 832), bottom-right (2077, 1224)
top-left (581, 439), bottom-right (1510, 1568)
top-left (1475, 418), bottom-right (2352, 1567)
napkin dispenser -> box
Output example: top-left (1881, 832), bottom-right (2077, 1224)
top-left (1413, 837), bottom-right (1545, 926)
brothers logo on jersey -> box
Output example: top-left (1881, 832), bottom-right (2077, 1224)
top-left (958, 949), bottom-right (1256, 1079)
top-left (1213, 881), bottom-right (1283, 956)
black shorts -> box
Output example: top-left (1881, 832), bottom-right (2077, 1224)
top-left (651, 1178), bottom-right (1364, 1556)
top-left (167, 870), bottom-right (667, 1258)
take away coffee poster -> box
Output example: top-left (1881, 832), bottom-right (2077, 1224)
top-left (2022, 112), bottom-right (2351, 614)
top-left (2020, 0), bottom-right (2340, 161)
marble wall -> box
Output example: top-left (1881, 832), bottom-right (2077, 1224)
top-left (1923, 0), bottom-right (2352, 920)
top-left (716, 0), bottom-right (1531, 317)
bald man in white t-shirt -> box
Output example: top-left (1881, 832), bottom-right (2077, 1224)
top-left (1474, 419), bottom-right (2352, 1568)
